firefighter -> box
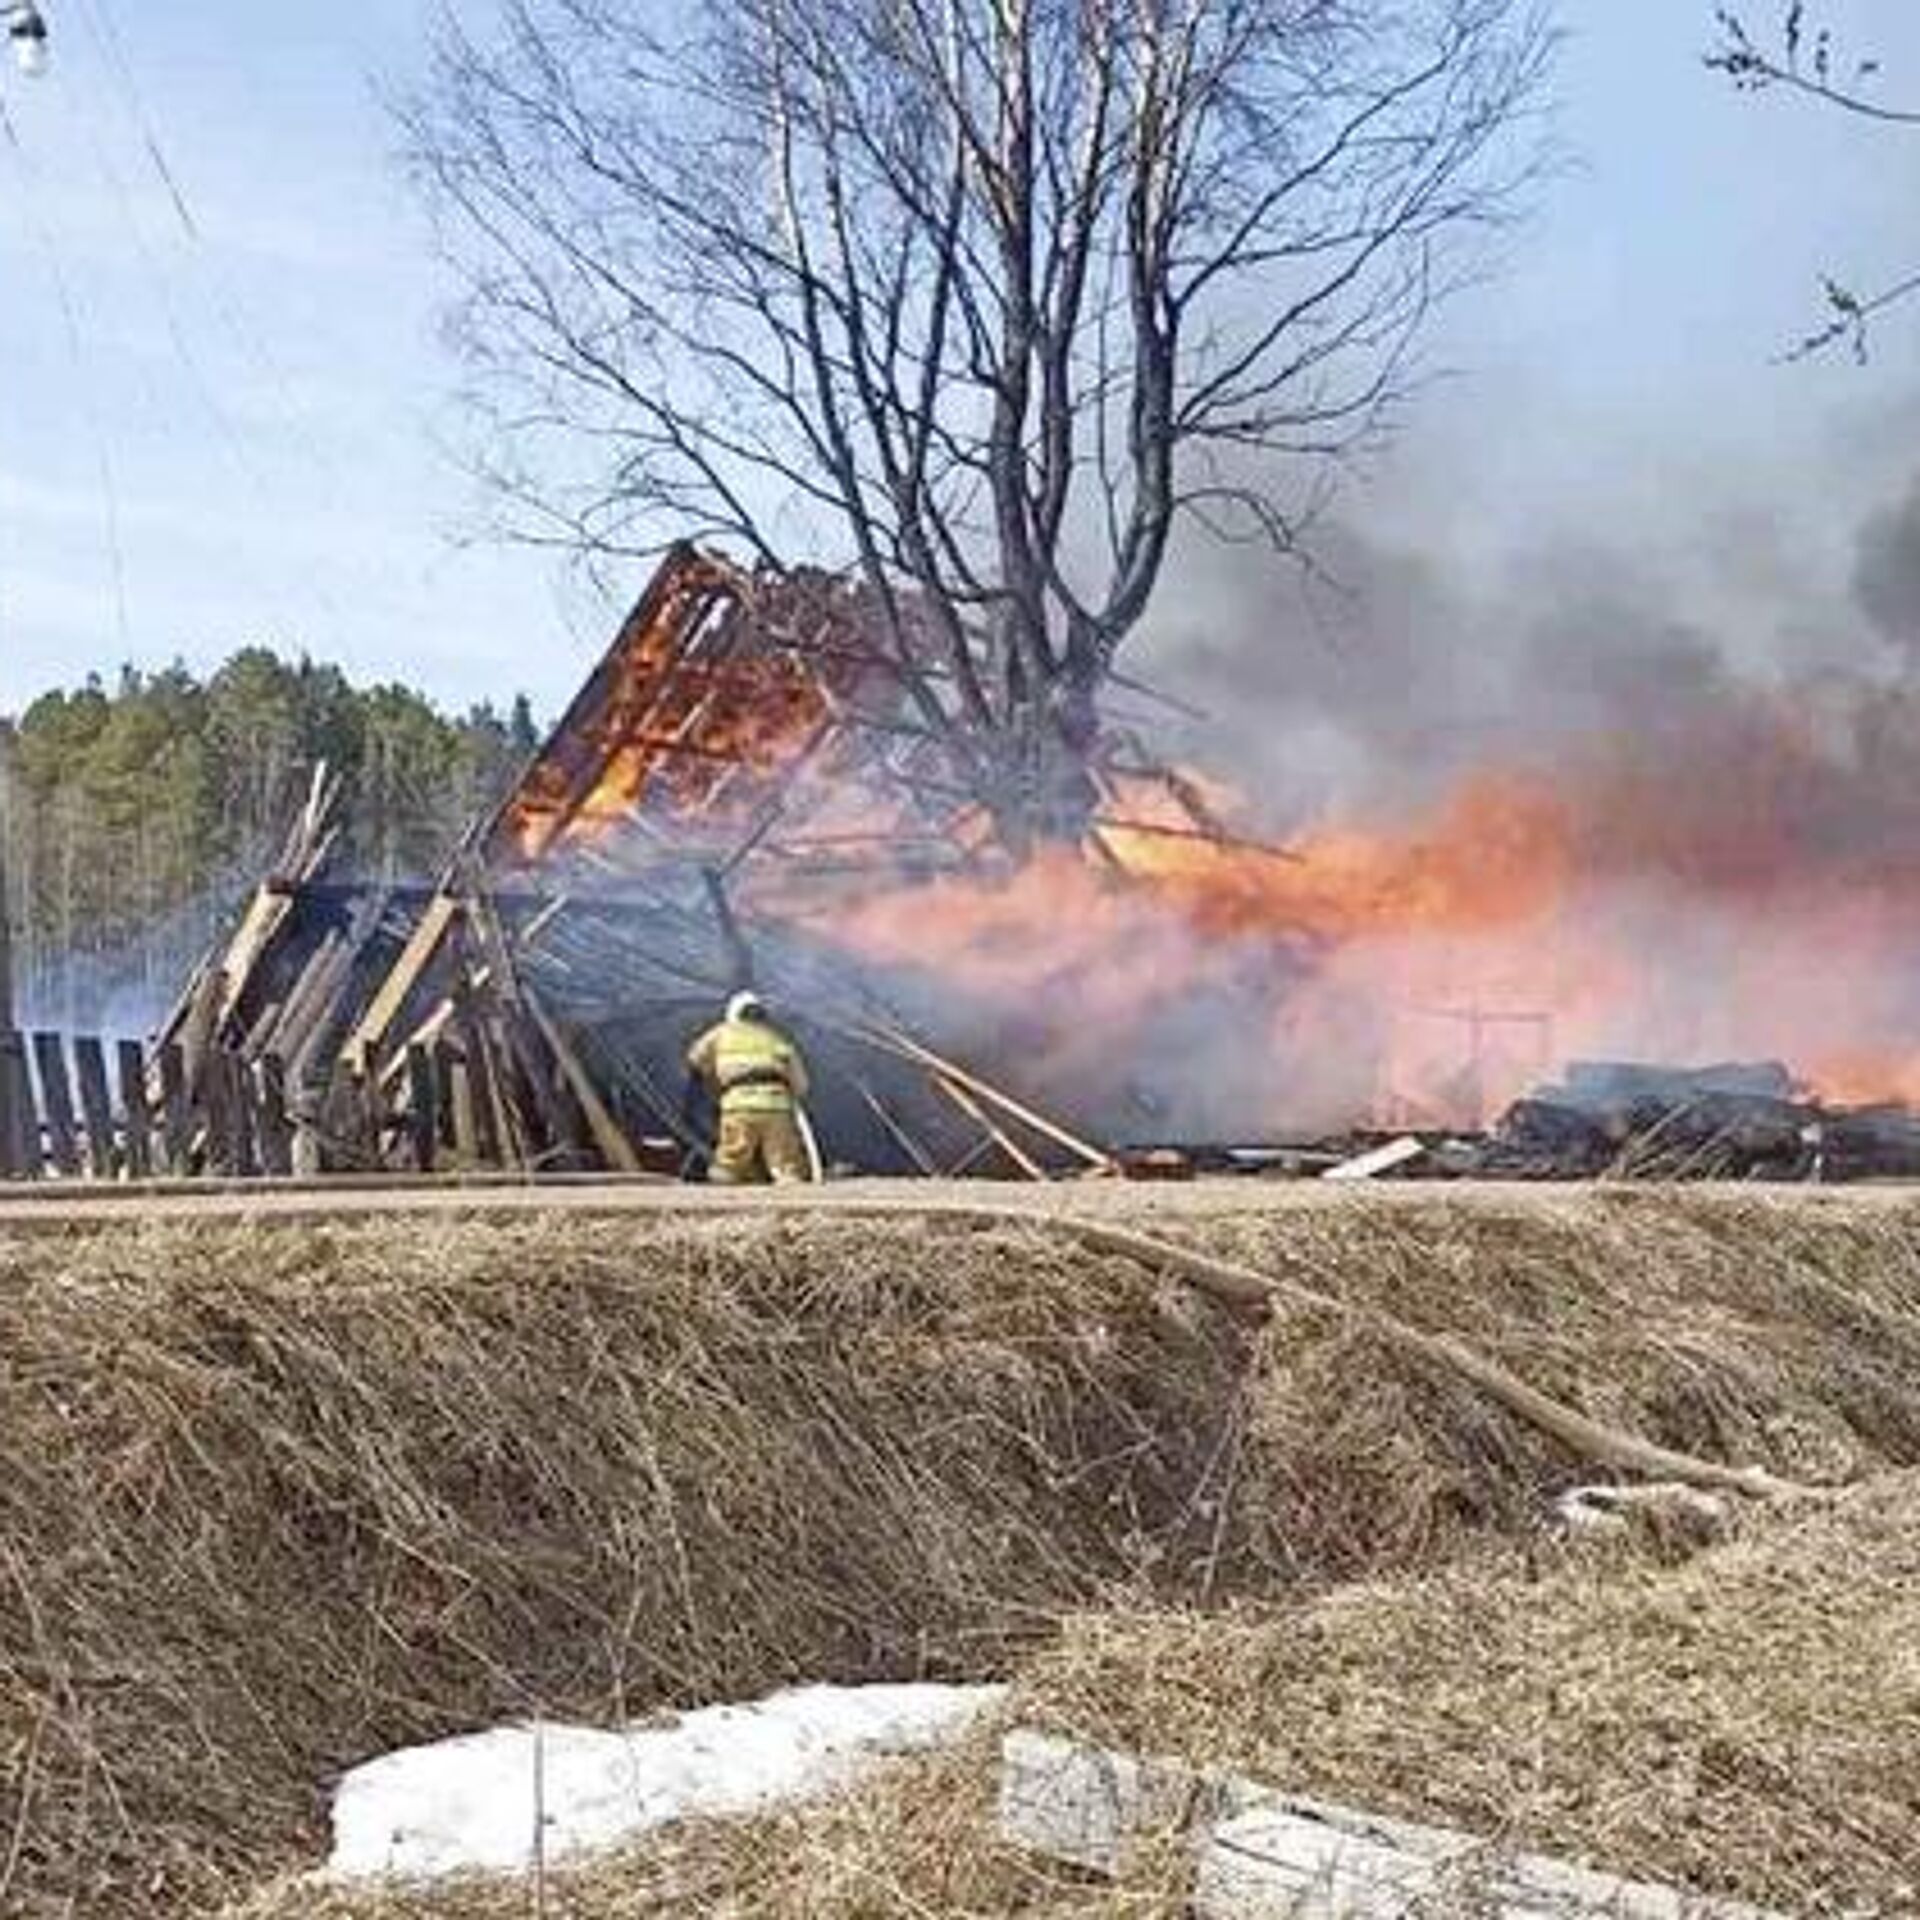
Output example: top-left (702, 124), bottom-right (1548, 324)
top-left (685, 990), bottom-right (815, 1184)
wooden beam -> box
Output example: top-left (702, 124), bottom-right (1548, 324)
top-left (453, 991), bottom-right (509, 1170)
top-left (933, 1074), bottom-right (1046, 1181)
top-left (212, 884), bottom-right (296, 1033)
top-left (854, 1022), bottom-right (1112, 1172)
top-left (341, 892), bottom-right (463, 1075)
top-left (519, 983), bottom-right (644, 1174)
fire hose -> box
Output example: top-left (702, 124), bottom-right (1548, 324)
top-left (794, 1104), bottom-right (826, 1185)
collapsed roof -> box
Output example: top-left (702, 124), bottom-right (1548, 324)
top-left (160, 546), bottom-right (1242, 1179)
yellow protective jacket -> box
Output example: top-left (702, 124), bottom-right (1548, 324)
top-left (687, 1017), bottom-right (810, 1115)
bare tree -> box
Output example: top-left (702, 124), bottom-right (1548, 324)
top-left (1708, 4), bottom-right (1920, 361)
top-left (411, 0), bottom-right (1553, 830)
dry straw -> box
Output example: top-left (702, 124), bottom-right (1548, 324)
top-left (3, 1189), bottom-right (1919, 1914)
top-left (232, 1477), bottom-right (1920, 1917)
top-left (1023, 1469), bottom-right (1920, 1914)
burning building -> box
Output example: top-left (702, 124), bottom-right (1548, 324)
top-left (151, 540), bottom-right (1920, 1184)
top-left (159, 547), bottom-right (1283, 1178)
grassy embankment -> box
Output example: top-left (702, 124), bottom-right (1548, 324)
top-left (3, 1189), bottom-right (1918, 1914)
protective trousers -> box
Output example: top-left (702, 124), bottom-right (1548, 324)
top-left (710, 1108), bottom-right (812, 1185)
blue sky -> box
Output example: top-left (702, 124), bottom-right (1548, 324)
top-left (1, 0), bottom-right (1918, 719)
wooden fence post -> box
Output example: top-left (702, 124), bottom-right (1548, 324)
top-left (159, 1042), bottom-right (191, 1174)
top-left (225, 1051), bottom-right (260, 1177)
top-left (0, 1030), bottom-right (35, 1179)
top-left (30, 1032), bottom-right (81, 1177)
top-left (254, 1055), bottom-right (294, 1177)
top-left (406, 1043), bottom-right (438, 1173)
top-left (117, 1040), bottom-right (153, 1180)
top-left (73, 1037), bottom-right (117, 1179)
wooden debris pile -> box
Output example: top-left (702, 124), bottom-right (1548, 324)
top-left (1143, 1061), bottom-right (1920, 1186)
top-left (1489, 1059), bottom-right (1920, 1181)
top-left (44, 540), bottom-right (1920, 1188)
top-left (132, 544), bottom-right (1176, 1181)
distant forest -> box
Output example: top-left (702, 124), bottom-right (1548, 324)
top-left (0, 651), bottom-right (541, 1030)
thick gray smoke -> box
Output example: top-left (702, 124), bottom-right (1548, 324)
top-left (986, 438), bottom-right (1920, 1134)
top-left (1854, 476), bottom-right (1920, 658)
top-left (1135, 441), bottom-right (1920, 830)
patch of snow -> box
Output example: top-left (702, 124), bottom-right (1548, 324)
top-left (327, 1681), bottom-right (1005, 1882)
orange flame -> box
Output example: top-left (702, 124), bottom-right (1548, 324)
top-left (825, 710), bottom-right (1920, 1132)
top-left (522, 565), bottom-right (1920, 1135)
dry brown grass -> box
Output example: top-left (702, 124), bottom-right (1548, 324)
top-left (231, 1476), bottom-right (1920, 1920)
top-left (0, 1211), bottom-right (1247, 1916)
top-left (1026, 1471), bottom-right (1920, 1914)
top-left (4, 1190), bottom-right (1920, 1914)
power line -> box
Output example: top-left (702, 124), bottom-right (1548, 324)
top-left (71, 0), bottom-right (368, 630)
top-left (36, 4), bottom-right (367, 658)
top-left (75, 0), bottom-right (199, 238)
top-left (0, 92), bottom-right (134, 652)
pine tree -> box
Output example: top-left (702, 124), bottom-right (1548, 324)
top-left (0, 652), bottom-right (540, 1029)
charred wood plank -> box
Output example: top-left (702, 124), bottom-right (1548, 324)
top-left (202, 1050), bottom-right (237, 1176)
top-left (453, 993), bottom-right (508, 1170)
top-left (0, 1030), bottom-right (37, 1178)
top-left (212, 1050), bottom-right (262, 1177)
top-left (31, 1034), bottom-right (82, 1177)
top-left (254, 1055), bottom-right (295, 1177)
top-left (405, 1043), bottom-right (438, 1174)
top-left (446, 1050), bottom-right (480, 1168)
top-left (72, 1036), bottom-right (117, 1179)
top-left (116, 1041), bottom-right (154, 1180)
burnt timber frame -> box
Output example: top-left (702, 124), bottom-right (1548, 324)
top-left (137, 544), bottom-right (1286, 1184)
